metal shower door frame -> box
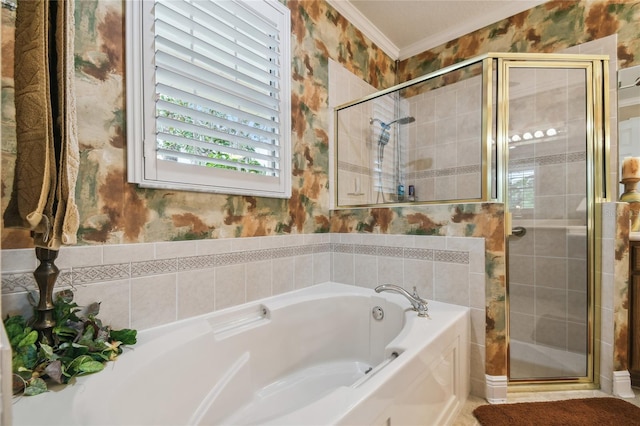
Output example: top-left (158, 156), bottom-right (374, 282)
top-left (493, 54), bottom-right (610, 389)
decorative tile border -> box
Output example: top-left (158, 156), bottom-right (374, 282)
top-left (178, 255), bottom-right (216, 271)
top-left (339, 161), bottom-right (483, 181)
top-left (377, 246), bottom-right (404, 258)
top-left (73, 263), bottom-right (130, 284)
top-left (511, 150), bottom-right (586, 168)
top-left (434, 249), bottom-right (470, 264)
top-left (337, 160), bottom-right (371, 175)
top-left (1, 241), bottom-right (469, 294)
top-left (131, 259), bottom-right (177, 277)
top-left (332, 243), bottom-right (354, 253)
top-left (404, 247), bottom-right (434, 260)
top-left (354, 245), bottom-right (377, 256)
top-left (409, 164), bottom-right (482, 180)
top-left (1, 273), bottom-right (38, 293)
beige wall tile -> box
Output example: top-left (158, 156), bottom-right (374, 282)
top-left (196, 238), bottom-right (233, 255)
top-left (510, 312), bottom-right (535, 343)
top-left (56, 246), bottom-right (103, 269)
top-left (272, 257), bottom-right (295, 296)
top-left (131, 274), bottom-right (176, 330)
top-left (313, 252), bottom-right (331, 285)
top-left (177, 268), bottom-right (215, 320)
top-left (535, 257), bottom-right (567, 289)
top-left (354, 254), bottom-right (377, 289)
top-left (214, 264), bottom-right (245, 310)
top-left (377, 256), bottom-right (403, 286)
top-left (1, 249), bottom-right (36, 273)
top-left (509, 283), bottom-right (535, 316)
top-left (332, 252), bottom-right (354, 285)
top-left (155, 241), bottom-right (196, 260)
top-left (104, 243), bottom-right (154, 264)
top-left (74, 280), bottom-right (131, 330)
top-left (294, 254), bottom-right (313, 289)
top-left (403, 258), bottom-right (433, 299)
top-left (246, 260), bottom-right (273, 302)
top-left (433, 262), bottom-right (469, 306)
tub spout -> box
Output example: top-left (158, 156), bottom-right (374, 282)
top-left (375, 285), bottom-right (429, 317)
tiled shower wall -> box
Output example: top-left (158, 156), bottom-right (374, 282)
top-left (1, 233), bottom-right (486, 395)
top-left (331, 59), bottom-right (377, 206)
top-left (331, 59), bottom-right (409, 205)
top-left (506, 65), bottom-right (589, 358)
top-left (405, 75), bottom-right (483, 202)
top-left (332, 59), bottom-right (484, 206)
top-left (509, 227), bottom-right (588, 353)
top-left (507, 37), bottom-right (617, 379)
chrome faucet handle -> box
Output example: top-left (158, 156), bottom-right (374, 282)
top-left (411, 286), bottom-right (429, 317)
top-left (412, 286), bottom-right (428, 303)
top-left (375, 284), bottom-right (429, 317)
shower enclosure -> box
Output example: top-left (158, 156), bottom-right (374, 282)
top-left (334, 60), bottom-right (486, 207)
top-left (504, 61), bottom-right (601, 383)
top-left (334, 52), bottom-right (609, 388)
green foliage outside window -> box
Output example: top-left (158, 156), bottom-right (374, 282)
top-left (157, 95), bottom-right (273, 174)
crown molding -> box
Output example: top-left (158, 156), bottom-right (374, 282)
top-left (326, 0), bottom-right (400, 60)
top-left (327, 1), bottom-right (547, 62)
top-left (398, 0), bottom-right (546, 60)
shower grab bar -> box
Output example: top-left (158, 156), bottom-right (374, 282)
top-left (350, 352), bottom-right (400, 389)
top-left (209, 304), bottom-right (270, 340)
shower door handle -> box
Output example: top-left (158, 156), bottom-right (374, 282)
top-left (511, 226), bottom-right (526, 237)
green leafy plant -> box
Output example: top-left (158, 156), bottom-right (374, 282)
top-left (4, 289), bottom-right (137, 396)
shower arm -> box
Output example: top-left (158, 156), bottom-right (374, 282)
top-left (370, 117), bottom-right (390, 130)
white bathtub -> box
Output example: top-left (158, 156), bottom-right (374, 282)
top-left (12, 282), bottom-right (469, 425)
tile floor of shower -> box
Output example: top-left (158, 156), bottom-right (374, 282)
top-left (452, 387), bottom-right (640, 425)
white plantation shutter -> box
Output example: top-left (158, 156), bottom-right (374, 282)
top-left (127, 0), bottom-right (291, 197)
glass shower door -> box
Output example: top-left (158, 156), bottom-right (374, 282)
top-left (506, 63), bottom-right (591, 381)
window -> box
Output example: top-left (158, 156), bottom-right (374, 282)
top-left (126, 0), bottom-right (291, 197)
top-left (508, 168), bottom-right (535, 210)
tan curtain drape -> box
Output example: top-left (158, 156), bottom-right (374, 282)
top-left (4, 0), bottom-right (80, 249)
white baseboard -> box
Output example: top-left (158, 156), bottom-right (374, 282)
top-left (612, 370), bottom-right (636, 398)
top-left (485, 374), bottom-right (508, 404)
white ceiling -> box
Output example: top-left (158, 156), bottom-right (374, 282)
top-left (327, 0), bottom-right (547, 60)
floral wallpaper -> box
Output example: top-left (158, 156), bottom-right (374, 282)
top-left (1, 0), bottom-right (397, 248)
top-left (3, 0), bottom-right (638, 248)
top-left (614, 203), bottom-right (630, 372)
top-left (398, 0), bottom-right (640, 82)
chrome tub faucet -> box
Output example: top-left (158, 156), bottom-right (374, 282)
top-left (375, 284), bottom-right (429, 317)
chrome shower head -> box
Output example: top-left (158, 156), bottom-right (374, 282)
top-left (387, 116), bottom-right (415, 126)
top-left (370, 116), bottom-right (415, 130)
top-left (370, 116), bottom-right (414, 147)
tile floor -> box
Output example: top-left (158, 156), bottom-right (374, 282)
top-left (453, 387), bottom-right (640, 425)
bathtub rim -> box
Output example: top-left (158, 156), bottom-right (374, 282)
top-left (11, 281), bottom-right (470, 426)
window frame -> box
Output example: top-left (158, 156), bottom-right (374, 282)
top-left (126, 0), bottom-right (292, 198)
